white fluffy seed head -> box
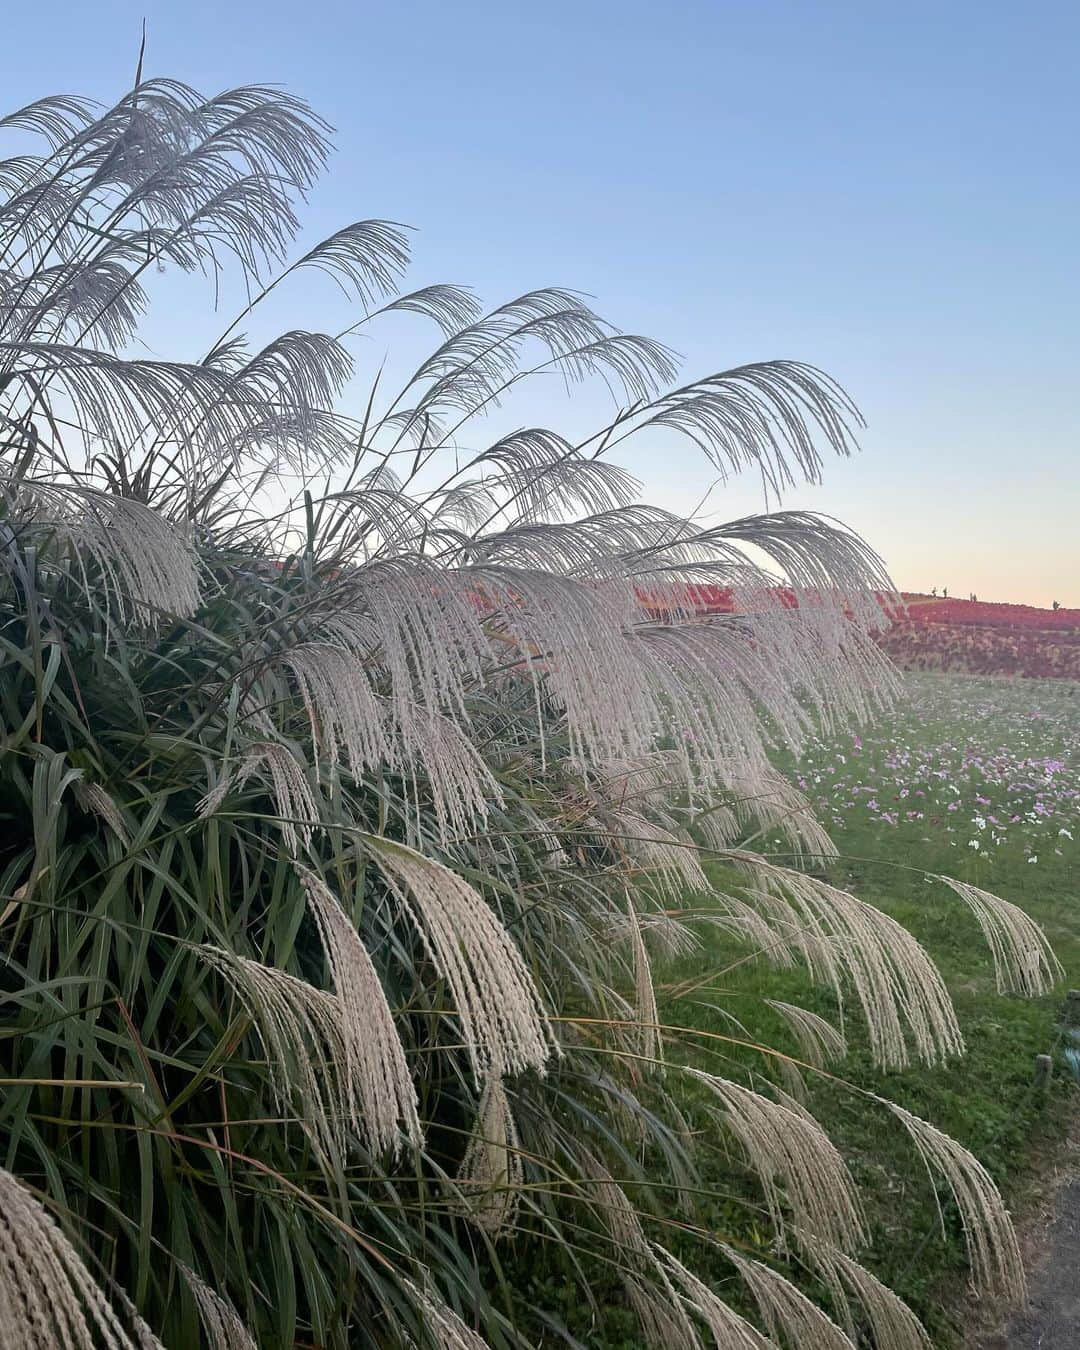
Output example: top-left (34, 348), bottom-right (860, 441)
top-left (934, 875), bottom-right (1062, 996)
top-left (197, 741), bottom-right (320, 855)
top-left (0, 1166), bottom-right (159, 1350)
top-left (764, 1000), bottom-right (846, 1067)
top-left (400, 1278), bottom-right (490, 1350)
top-left (360, 833), bottom-right (554, 1085)
top-left (721, 1245), bottom-right (854, 1350)
top-left (882, 1100), bottom-right (1025, 1300)
top-left (196, 945), bottom-right (416, 1163)
top-left (297, 866), bottom-right (422, 1157)
top-left (454, 1076), bottom-right (522, 1238)
top-left (178, 1265), bottom-right (256, 1350)
top-left (657, 1247), bottom-right (773, 1350)
top-left (688, 1070), bottom-right (865, 1253)
top-left (723, 856), bottom-right (964, 1071)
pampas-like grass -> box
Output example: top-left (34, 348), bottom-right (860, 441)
top-left (721, 1245), bottom-right (854, 1350)
top-left (934, 876), bottom-right (1063, 996)
top-left (626, 894), bottom-right (663, 1062)
top-left (0, 70), bottom-right (1059, 1346)
top-left (800, 1239), bottom-right (931, 1350)
top-left (454, 1076), bottom-right (523, 1237)
top-left (657, 1248), bottom-right (774, 1350)
top-left (586, 1167), bottom-right (701, 1350)
top-left (198, 741), bottom-right (320, 854)
top-left (359, 833), bottom-right (554, 1084)
top-left (764, 1000), bottom-right (846, 1066)
top-left (178, 1265), bottom-right (257, 1350)
top-left (0, 1166), bottom-right (160, 1349)
top-left (726, 856), bottom-right (964, 1070)
top-left (400, 1279), bottom-right (490, 1350)
top-left (297, 866), bottom-right (422, 1156)
top-left (197, 946), bottom-right (372, 1162)
top-left (688, 1070), bottom-right (865, 1253)
top-left (882, 1100), bottom-right (1026, 1299)
top-left (73, 779), bottom-right (130, 846)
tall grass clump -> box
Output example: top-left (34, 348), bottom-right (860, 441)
top-left (0, 76), bottom-right (1054, 1346)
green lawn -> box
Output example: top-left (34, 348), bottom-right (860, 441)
top-left (519, 674), bottom-right (1080, 1346)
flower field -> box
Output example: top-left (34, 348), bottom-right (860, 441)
top-left (645, 672), bottom-right (1080, 1346)
top-left (789, 674), bottom-right (1079, 865)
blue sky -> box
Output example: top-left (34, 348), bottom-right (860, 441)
top-left (5, 0), bottom-right (1077, 602)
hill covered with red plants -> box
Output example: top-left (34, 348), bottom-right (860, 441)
top-left (878, 595), bottom-right (1080, 680)
top-left (656, 588), bottom-right (1080, 680)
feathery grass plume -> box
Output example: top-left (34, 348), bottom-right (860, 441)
top-left (196, 946), bottom-right (359, 1162)
top-left (764, 1000), bottom-right (846, 1066)
top-left (297, 866), bottom-right (422, 1156)
top-left (279, 643), bottom-right (387, 782)
top-left (73, 779), bottom-right (130, 846)
top-left (719, 762), bottom-right (837, 859)
top-left (933, 875), bottom-right (1063, 996)
top-left (454, 1076), bottom-right (522, 1238)
top-left (605, 807), bottom-right (710, 903)
top-left (197, 741), bottom-right (320, 854)
top-left (626, 893), bottom-right (663, 1062)
top-left (178, 1264), bottom-right (257, 1350)
top-left (400, 1278), bottom-right (489, 1350)
top-left (721, 1245), bottom-right (855, 1350)
top-left (687, 1070), bottom-right (865, 1253)
top-left (359, 833), bottom-right (554, 1084)
top-left (4, 482), bottom-right (201, 621)
top-left (725, 855), bottom-right (963, 1070)
top-left (390, 705), bottom-right (503, 843)
top-left (656, 1248), bottom-right (775, 1350)
top-left (0, 1166), bottom-right (157, 1349)
top-left (586, 1168), bottom-right (701, 1350)
top-left (882, 1100), bottom-right (1025, 1299)
top-left (800, 1241), bottom-right (931, 1350)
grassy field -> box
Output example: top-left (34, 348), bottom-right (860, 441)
top-left (518, 674), bottom-right (1080, 1346)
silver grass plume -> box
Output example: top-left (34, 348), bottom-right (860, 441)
top-left (720, 1245), bottom-right (854, 1350)
top-left (656, 1248), bottom-right (775, 1350)
top-left (73, 780), bottom-right (130, 846)
top-left (0, 1166), bottom-right (160, 1349)
top-left (197, 741), bottom-right (320, 855)
top-left (5, 483), bottom-right (201, 621)
top-left (178, 1264), bottom-right (256, 1350)
top-left (934, 876), bottom-right (1062, 997)
top-left (585, 1165), bottom-right (701, 1350)
top-left (360, 833), bottom-right (554, 1084)
top-left (297, 866), bottom-right (422, 1156)
top-left (197, 946), bottom-right (377, 1162)
top-left (764, 1000), bottom-right (846, 1066)
top-left (799, 1239), bottom-right (931, 1350)
top-left (279, 643), bottom-right (388, 783)
top-left (882, 1100), bottom-right (1025, 1299)
top-left (687, 1070), bottom-right (864, 1253)
top-left (453, 1076), bottom-right (523, 1238)
top-left (400, 1277), bottom-right (489, 1350)
top-left (626, 894), bottom-right (662, 1063)
top-left (725, 856), bottom-right (963, 1071)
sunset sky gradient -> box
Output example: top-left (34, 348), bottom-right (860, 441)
top-left (5, 0), bottom-right (1077, 604)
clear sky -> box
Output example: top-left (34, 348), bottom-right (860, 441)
top-left (4, 0), bottom-right (1078, 604)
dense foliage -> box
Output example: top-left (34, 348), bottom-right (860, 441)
top-left (0, 78), bottom-right (1057, 1347)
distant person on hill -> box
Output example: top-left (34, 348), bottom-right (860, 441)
top-left (1053, 600), bottom-right (1060, 611)
top-left (942, 586), bottom-right (948, 598)
top-left (931, 586), bottom-right (937, 596)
